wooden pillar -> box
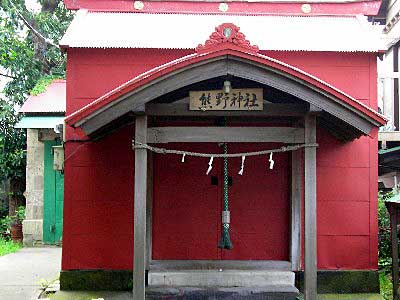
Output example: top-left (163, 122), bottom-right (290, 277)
top-left (304, 114), bottom-right (317, 300)
top-left (146, 151), bottom-right (153, 269)
top-left (390, 206), bottom-right (399, 300)
top-left (291, 149), bottom-right (302, 271)
top-left (133, 115), bottom-right (148, 300)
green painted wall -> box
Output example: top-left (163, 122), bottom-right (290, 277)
top-left (43, 140), bottom-right (64, 244)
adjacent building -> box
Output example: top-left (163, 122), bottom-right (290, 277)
top-left (16, 79), bottom-right (65, 245)
top-left (376, 0), bottom-right (400, 189)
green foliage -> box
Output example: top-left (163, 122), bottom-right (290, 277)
top-left (0, 0), bottom-right (73, 102)
top-left (378, 191), bottom-right (397, 300)
top-left (0, 215), bottom-right (12, 237)
top-left (379, 191), bottom-right (393, 273)
top-left (0, 99), bottom-right (26, 179)
top-left (0, 203), bottom-right (8, 219)
top-left (380, 271), bottom-right (393, 300)
top-left (0, 207), bottom-right (24, 237)
top-left (0, 236), bottom-right (22, 256)
top-left (0, 1), bottom-right (73, 182)
top-left (11, 205), bottom-right (25, 225)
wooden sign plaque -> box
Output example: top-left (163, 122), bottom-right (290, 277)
top-left (189, 88), bottom-right (263, 111)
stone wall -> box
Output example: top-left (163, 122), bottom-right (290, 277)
top-left (23, 128), bottom-right (60, 246)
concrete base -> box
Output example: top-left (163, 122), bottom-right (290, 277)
top-left (47, 287), bottom-right (299, 300)
top-left (148, 270), bottom-right (295, 287)
top-left (313, 294), bottom-right (382, 300)
top-left (22, 219), bottom-right (43, 246)
top-left (295, 270), bottom-right (380, 294)
top-left (42, 291), bottom-right (383, 300)
top-left (146, 286), bottom-right (299, 300)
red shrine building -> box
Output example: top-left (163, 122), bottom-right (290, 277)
top-left (59, 0), bottom-right (387, 298)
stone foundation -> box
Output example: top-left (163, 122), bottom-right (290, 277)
top-left (295, 270), bottom-right (380, 294)
top-left (60, 269), bottom-right (380, 295)
top-left (22, 219), bottom-right (43, 246)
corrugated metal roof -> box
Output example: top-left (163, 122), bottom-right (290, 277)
top-left (15, 116), bottom-right (64, 129)
top-left (60, 11), bottom-right (385, 52)
top-left (379, 145), bottom-right (400, 155)
top-left (19, 79), bottom-right (66, 114)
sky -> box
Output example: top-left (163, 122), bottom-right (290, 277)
top-left (25, 0), bottom-right (42, 13)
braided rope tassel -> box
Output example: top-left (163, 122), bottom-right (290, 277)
top-left (218, 142), bottom-right (233, 250)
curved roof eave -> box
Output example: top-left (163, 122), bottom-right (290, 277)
top-left (65, 46), bottom-right (386, 135)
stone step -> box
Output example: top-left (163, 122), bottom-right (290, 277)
top-left (148, 270), bottom-right (296, 287)
top-left (146, 286), bottom-right (300, 300)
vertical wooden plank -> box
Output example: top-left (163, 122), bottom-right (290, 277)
top-left (146, 151), bottom-right (153, 269)
top-left (291, 149), bottom-right (302, 271)
top-left (304, 114), bottom-right (317, 300)
top-left (133, 116), bottom-right (148, 300)
top-left (43, 140), bottom-right (57, 244)
top-left (369, 128), bottom-right (379, 270)
top-left (391, 207), bottom-right (399, 300)
top-left (55, 152), bottom-right (64, 243)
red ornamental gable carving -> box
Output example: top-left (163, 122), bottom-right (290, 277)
top-left (196, 23), bottom-right (259, 54)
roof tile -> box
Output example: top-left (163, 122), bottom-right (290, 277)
top-left (19, 79), bottom-right (66, 114)
top-left (60, 11), bottom-right (385, 52)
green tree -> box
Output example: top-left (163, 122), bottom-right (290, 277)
top-left (378, 191), bottom-right (393, 270)
top-left (0, 0), bottom-right (73, 213)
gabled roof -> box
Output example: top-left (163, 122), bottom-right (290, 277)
top-left (19, 79), bottom-right (66, 114)
top-left (65, 23), bottom-right (386, 138)
top-left (60, 11), bottom-right (385, 52)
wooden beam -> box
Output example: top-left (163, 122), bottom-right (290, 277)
top-left (304, 114), bottom-right (317, 300)
top-left (133, 116), bottom-right (148, 300)
top-left (309, 104), bottom-right (322, 113)
top-left (147, 127), bottom-right (305, 144)
top-left (133, 103), bottom-right (146, 115)
top-left (379, 71), bottom-right (400, 79)
top-left (379, 131), bottom-right (400, 142)
top-left (145, 102), bottom-right (307, 117)
top-left (291, 149), bottom-right (302, 271)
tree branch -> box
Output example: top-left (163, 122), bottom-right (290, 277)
top-left (0, 73), bottom-right (17, 79)
top-left (10, 1), bottom-right (58, 47)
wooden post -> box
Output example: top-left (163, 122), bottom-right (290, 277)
top-left (291, 149), bottom-right (302, 271)
top-left (146, 151), bottom-right (153, 269)
top-left (133, 115), bottom-right (148, 300)
top-left (304, 114), bottom-right (317, 300)
top-left (391, 206), bottom-right (399, 300)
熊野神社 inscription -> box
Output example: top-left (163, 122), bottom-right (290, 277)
top-left (189, 88), bottom-right (263, 111)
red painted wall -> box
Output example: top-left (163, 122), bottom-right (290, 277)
top-left (152, 140), bottom-right (290, 261)
top-left (62, 48), bottom-right (378, 271)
